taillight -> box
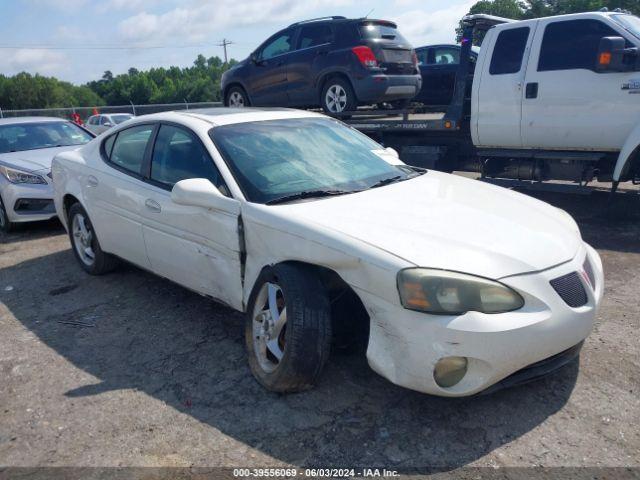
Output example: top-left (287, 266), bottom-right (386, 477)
top-left (352, 46), bottom-right (378, 68)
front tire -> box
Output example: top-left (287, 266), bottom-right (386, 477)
top-left (68, 203), bottom-right (118, 275)
top-left (321, 77), bottom-right (357, 115)
top-left (0, 195), bottom-right (15, 233)
top-left (225, 86), bottom-right (250, 108)
top-left (245, 264), bottom-right (332, 393)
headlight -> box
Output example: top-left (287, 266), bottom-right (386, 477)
top-left (397, 268), bottom-right (524, 315)
top-left (0, 165), bottom-right (47, 185)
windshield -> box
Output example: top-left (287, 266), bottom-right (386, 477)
top-left (0, 121), bottom-right (93, 154)
top-left (359, 23), bottom-right (410, 45)
top-left (112, 114), bottom-right (133, 124)
top-left (612, 14), bottom-right (640, 39)
top-left (210, 118), bottom-right (416, 204)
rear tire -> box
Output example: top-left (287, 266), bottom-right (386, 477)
top-left (321, 77), bottom-right (357, 115)
top-left (68, 203), bottom-right (118, 275)
top-left (245, 264), bottom-right (332, 393)
top-left (225, 86), bottom-right (250, 107)
top-left (0, 195), bottom-right (15, 233)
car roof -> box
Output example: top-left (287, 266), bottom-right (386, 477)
top-left (130, 108), bottom-right (325, 128)
top-left (0, 116), bottom-right (69, 126)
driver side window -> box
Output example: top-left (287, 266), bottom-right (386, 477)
top-left (260, 30), bottom-right (294, 60)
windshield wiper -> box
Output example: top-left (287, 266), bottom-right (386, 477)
top-left (266, 189), bottom-right (352, 205)
top-left (368, 175), bottom-right (403, 189)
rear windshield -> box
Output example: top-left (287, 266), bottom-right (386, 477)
top-left (0, 121), bottom-right (93, 154)
top-left (359, 23), bottom-right (410, 45)
top-left (112, 114), bottom-right (133, 124)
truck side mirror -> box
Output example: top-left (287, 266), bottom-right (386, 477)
top-left (596, 36), bottom-right (626, 72)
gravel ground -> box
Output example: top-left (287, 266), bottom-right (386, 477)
top-left (0, 183), bottom-right (638, 476)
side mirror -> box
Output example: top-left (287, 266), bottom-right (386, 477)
top-left (596, 36), bottom-right (626, 72)
top-left (103, 122), bottom-right (113, 127)
top-left (171, 178), bottom-right (240, 215)
top-left (250, 52), bottom-right (261, 65)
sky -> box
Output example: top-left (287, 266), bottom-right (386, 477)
top-left (0, 0), bottom-right (476, 85)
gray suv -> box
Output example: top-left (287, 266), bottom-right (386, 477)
top-left (221, 16), bottom-right (422, 113)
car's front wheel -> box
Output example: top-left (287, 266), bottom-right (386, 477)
top-left (0, 195), bottom-right (15, 233)
top-left (245, 264), bottom-right (332, 393)
top-left (321, 77), bottom-right (356, 115)
top-left (225, 86), bottom-right (250, 108)
top-left (68, 203), bottom-right (118, 275)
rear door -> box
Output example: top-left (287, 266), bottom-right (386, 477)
top-left (475, 23), bottom-right (536, 147)
top-left (521, 17), bottom-right (640, 150)
top-left (286, 23), bottom-right (334, 106)
top-left (139, 123), bottom-right (243, 309)
top-left (247, 29), bottom-right (295, 106)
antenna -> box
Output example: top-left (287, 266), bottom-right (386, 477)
top-left (364, 8), bottom-right (374, 18)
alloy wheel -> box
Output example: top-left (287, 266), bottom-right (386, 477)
top-left (228, 91), bottom-right (246, 107)
top-left (252, 282), bottom-right (287, 373)
top-left (325, 84), bottom-right (348, 113)
top-left (72, 213), bottom-right (96, 266)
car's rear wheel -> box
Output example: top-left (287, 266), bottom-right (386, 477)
top-left (245, 264), bottom-right (332, 393)
top-left (321, 77), bottom-right (356, 115)
top-left (225, 86), bottom-right (250, 108)
top-left (68, 203), bottom-right (118, 275)
top-left (0, 195), bottom-right (15, 233)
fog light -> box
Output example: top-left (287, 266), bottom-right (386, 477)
top-left (434, 356), bottom-right (468, 388)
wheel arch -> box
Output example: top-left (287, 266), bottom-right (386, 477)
top-left (614, 123), bottom-right (640, 182)
top-left (317, 71), bottom-right (357, 102)
top-left (223, 82), bottom-right (251, 105)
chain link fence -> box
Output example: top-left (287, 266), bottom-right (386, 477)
top-left (0, 102), bottom-right (223, 122)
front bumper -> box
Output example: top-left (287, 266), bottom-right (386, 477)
top-left (0, 173), bottom-right (57, 223)
top-left (352, 73), bottom-right (422, 103)
top-left (360, 242), bottom-right (603, 397)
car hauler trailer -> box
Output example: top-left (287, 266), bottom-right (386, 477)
top-left (336, 12), bottom-right (640, 193)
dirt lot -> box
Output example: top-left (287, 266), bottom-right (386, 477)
top-left (0, 182), bottom-right (639, 475)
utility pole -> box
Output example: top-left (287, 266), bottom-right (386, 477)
top-left (217, 38), bottom-right (234, 64)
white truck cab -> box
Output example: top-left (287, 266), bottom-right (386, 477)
top-left (471, 11), bottom-right (640, 186)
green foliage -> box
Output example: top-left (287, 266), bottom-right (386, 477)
top-left (459, 0), bottom-right (640, 44)
top-left (0, 55), bottom-right (237, 110)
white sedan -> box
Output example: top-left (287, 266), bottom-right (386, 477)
top-left (0, 117), bottom-right (94, 232)
top-left (52, 108), bottom-right (604, 397)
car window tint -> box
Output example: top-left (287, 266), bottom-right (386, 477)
top-left (432, 47), bottom-right (460, 65)
top-left (151, 125), bottom-right (223, 189)
top-left (109, 125), bottom-right (153, 175)
top-left (490, 27), bottom-right (530, 75)
top-left (104, 134), bottom-right (116, 158)
top-left (539, 19), bottom-right (620, 72)
top-left (298, 24), bottom-right (333, 49)
top-left (261, 30), bottom-right (293, 59)
top-left (415, 49), bottom-right (428, 65)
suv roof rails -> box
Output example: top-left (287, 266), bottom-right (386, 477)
top-left (289, 16), bottom-right (347, 27)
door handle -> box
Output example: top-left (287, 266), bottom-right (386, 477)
top-left (87, 175), bottom-right (99, 187)
top-left (526, 82), bottom-right (539, 99)
top-left (145, 199), bottom-right (161, 213)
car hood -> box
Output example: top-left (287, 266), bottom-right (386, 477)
top-left (0, 145), bottom-right (82, 172)
top-left (274, 171), bottom-right (582, 279)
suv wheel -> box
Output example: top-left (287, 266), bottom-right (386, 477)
top-left (245, 264), bottom-right (332, 393)
top-left (321, 78), bottom-right (356, 114)
top-left (225, 86), bottom-right (249, 108)
top-left (68, 203), bottom-right (118, 275)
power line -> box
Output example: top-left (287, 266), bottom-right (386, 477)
top-left (216, 38), bottom-right (234, 63)
top-left (0, 43), bottom-right (219, 51)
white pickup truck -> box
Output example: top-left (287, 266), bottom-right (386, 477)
top-left (344, 11), bottom-right (640, 192)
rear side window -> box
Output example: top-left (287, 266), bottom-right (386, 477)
top-left (108, 125), bottom-right (154, 175)
top-left (150, 125), bottom-right (224, 191)
top-left (298, 24), bottom-right (333, 49)
top-left (538, 20), bottom-right (620, 72)
top-left (490, 27), bottom-right (530, 75)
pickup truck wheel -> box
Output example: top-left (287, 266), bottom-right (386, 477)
top-left (225, 86), bottom-right (249, 107)
top-left (321, 78), bottom-right (356, 115)
top-left (68, 203), bottom-right (118, 275)
top-left (0, 196), bottom-right (15, 233)
top-left (245, 264), bottom-right (332, 393)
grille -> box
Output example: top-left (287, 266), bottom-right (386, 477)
top-left (583, 258), bottom-right (596, 290)
top-left (550, 272), bottom-right (588, 308)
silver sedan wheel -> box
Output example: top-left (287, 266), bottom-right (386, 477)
top-left (325, 84), bottom-right (348, 113)
top-left (228, 91), bottom-right (246, 107)
top-left (72, 213), bottom-right (95, 267)
top-left (252, 282), bottom-right (287, 373)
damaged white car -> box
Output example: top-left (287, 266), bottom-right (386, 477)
top-left (52, 108), bottom-right (604, 397)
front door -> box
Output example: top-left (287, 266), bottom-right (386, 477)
top-left (521, 17), bottom-right (640, 150)
top-left (139, 123), bottom-right (244, 310)
top-left (247, 29), bottom-right (295, 106)
top-left (475, 23), bottom-right (536, 148)
top-left (417, 46), bottom-right (464, 106)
